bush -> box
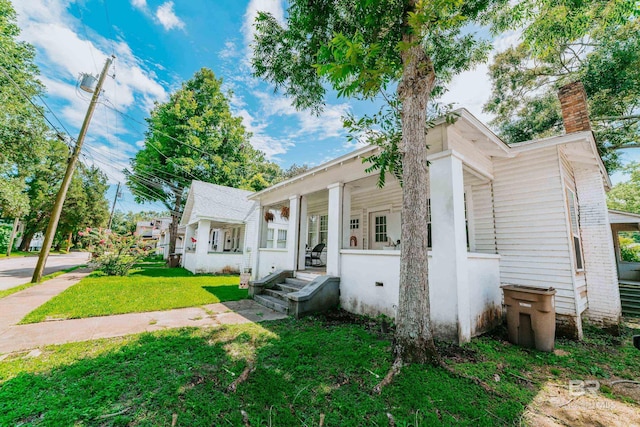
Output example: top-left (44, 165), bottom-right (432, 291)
top-left (0, 224), bottom-right (11, 253)
top-left (79, 229), bottom-right (148, 276)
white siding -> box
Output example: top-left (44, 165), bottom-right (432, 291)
top-left (470, 182), bottom-right (495, 254)
top-left (493, 147), bottom-right (577, 315)
top-left (350, 179), bottom-right (403, 250)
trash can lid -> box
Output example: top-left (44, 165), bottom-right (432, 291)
top-left (501, 284), bottom-right (556, 295)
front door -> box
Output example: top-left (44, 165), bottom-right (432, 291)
top-left (369, 210), bottom-right (390, 250)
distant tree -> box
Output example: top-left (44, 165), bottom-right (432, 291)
top-left (607, 163), bottom-right (640, 214)
top-left (486, 0), bottom-right (639, 171)
top-left (18, 140), bottom-right (110, 251)
top-left (252, 0), bottom-right (504, 363)
top-left (281, 163), bottom-right (310, 180)
top-left (127, 68), bottom-right (279, 255)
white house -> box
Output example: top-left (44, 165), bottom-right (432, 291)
top-left (249, 82), bottom-right (622, 343)
top-left (179, 180), bottom-right (287, 276)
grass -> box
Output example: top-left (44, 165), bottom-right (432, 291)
top-left (0, 250), bottom-right (67, 259)
top-left (0, 251), bottom-right (37, 259)
top-left (0, 314), bottom-right (638, 426)
top-left (20, 264), bottom-right (247, 323)
top-left (0, 265), bottom-right (86, 300)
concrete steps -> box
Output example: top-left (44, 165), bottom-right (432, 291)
top-left (254, 294), bottom-right (288, 314)
top-left (253, 276), bottom-right (312, 314)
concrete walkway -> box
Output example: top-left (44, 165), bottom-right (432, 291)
top-left (0, 270), bottom-right (286, 354)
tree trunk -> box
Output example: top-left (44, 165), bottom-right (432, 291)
top-left (6, 217), bottom-right (19, 256)
top-left (19, 232), bottom-right (33, 252)
top-left (168, 193), bottom-right (182, 255)
top-left (394, 33), bottom-right (439, 364)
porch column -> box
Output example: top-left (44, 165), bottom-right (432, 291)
top-left (327, 182), bottom-right (343, 276)
top-left (297, 196), bottom-right (308, 270)
top-left (287, 195), bottom-right (300, 270)
top-left (342, 185), bottom-right (352, 249)
top-left (429, 150), bottom-right (471, 343)
top-left (195, 220), bottom-right (211, 273)
top-left (252, 206), bottom-right (266, 278)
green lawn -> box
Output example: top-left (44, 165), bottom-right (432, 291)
top-left (0, 265), bottom-right (86, 300)
top-left (0, 251), bottom-right (37, 258)
top-left (20, 265), bottom-right (246, 323)
top-left (0, 314), bottom-right (638, 426)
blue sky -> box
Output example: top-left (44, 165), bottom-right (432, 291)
top-left (13, 0), bottom-right (635, 213)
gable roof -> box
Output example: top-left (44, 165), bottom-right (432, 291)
top-left (180, 181), bottom-right (257, 226)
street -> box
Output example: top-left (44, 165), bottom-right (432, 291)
top-left (0, 252), bottom-right (91, 291)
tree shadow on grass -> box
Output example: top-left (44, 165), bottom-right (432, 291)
top-left (129, 266), bottom-right (194, 278)
top-left (202, 285), bottom-right (248, 302)
top-left (0, 316), bottom-right (539, 427)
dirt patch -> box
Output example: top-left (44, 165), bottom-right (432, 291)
top-left (315, 309), bottom-right (393, 336)
top-left (523, 381), bottom-right (640, 427)
top-left (606, 378), bottom-right (640, 403)
top-left (437, 341), bottom-right (481, 364)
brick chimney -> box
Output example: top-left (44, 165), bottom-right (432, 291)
top-left (558, 81), bottom-right (591, 133)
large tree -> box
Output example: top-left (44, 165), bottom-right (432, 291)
top-left (0, 0), bottom-right (49, 174)
top-left (127, 68), bottom-right (280, 255)
top-left (485, 0), bottom-right (639, 171)
top-left (252, 0), bottom-right (503, 363)
top-left (0, 0), bottom-right (50, 253)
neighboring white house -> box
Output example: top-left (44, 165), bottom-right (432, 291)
top-left (159, 225), bottom-right (184, 260)
top-left (179, 180), bottom-right (287, 276)
top-left (248, 82), bottom-right (622, 343)
top-left (136, 217), bottom-right (171, 255)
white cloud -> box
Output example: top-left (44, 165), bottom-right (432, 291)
top-left (440, 30), bottom-right (523, 124)
top-left (131, 0), bottom-right (147, 11)
top-left (237, 109), bottom-right (292, 160)
top-left (253, 91), bottom-right (350, 141)
top-left (155, 2), bottom-right (185, 31)
top-left (12, 0), bottom-right (169, 183)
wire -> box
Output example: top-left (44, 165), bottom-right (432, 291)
top-left (102, 99), bottom-right (217, 158)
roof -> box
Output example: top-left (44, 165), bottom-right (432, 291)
top-left (609, 209), bottom-right (640, 225)
top-left (248, 109), bottom-right (611, 200)
top-left (180, 181), bottom-right (257, 226)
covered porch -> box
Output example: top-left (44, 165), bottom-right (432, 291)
top-left (251, 144), bottom-right (504, 343)
top-left (182, 218), bottom-right (249, 275)
top-left (609, 209), bottom-right (640, 317)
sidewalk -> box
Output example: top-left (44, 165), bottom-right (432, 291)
top-left (0, 268), bottom-right (93, 328)
top-left (0, 269), bottom-right (286, 354)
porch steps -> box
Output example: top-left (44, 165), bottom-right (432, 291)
top-left (294, 272), bottom-right (321, 282)
top-left (619, 281), bottom-right (640, 317)
top-left (253, 277), bottom-right (311, 314)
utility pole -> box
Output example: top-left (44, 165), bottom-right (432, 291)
top-left (31, 56), bottom-right (114, 283)
top-left (107, 182), bottom-right (121, 230)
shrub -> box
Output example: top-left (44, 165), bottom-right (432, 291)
top-left (79, 229), bottom-right (148, 276)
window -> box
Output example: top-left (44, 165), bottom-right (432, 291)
top-left (307, 216), bottom-right (319, 247)
top-left (232, 227), bottom-right (241, 251)
top-left (266, 228), bottom-right (274, 248)
top-left (277, 229), bottom-right (287, 248)
top-left (210, 230), bottom-right (219, 251)
top-left (319, 215), bottom-right (328, 244)
top-left (566, 188), bottom-right (584, 270)
top-left (265, 226), bottom-right (287, 249)
top-left (374, 215), bottom-right (388, 243)
top-left (350, 218), bottom-right (360, 230)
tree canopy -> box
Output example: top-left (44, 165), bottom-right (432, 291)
top-left (607, 163), bottom-right (640, 214)
top-left (252, 0), bottom-right (506, 363)
top-left (127, 68), bottom-right (281, 254)
top-left (485, 0), bottom-right (639, 171)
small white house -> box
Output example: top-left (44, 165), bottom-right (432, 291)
top-left (249, 82), bottom-right (622, 343)
top-left (179, 181), bottom-right (287, 276)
